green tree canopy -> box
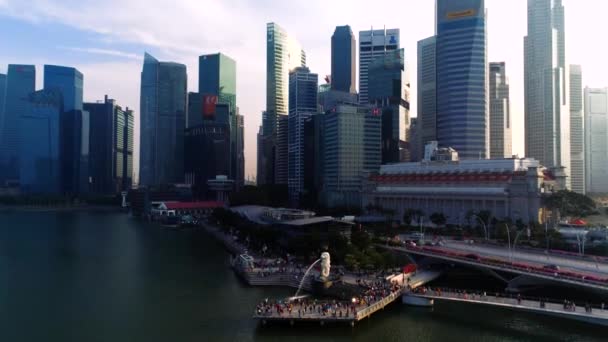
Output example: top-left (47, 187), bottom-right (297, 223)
top-left (545, 190), bottom-right (596, 219)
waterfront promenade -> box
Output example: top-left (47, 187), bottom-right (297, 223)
top-left (201, 222), bottom-right (442, 325)
top-left (406, 288), bottom-right (608, 327)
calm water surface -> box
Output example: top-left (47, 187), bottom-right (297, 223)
top-left (0, 210), bottom-right (605, 341)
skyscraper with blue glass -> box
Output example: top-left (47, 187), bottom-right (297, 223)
top-left (44, 65), bottom-right (89, 194)
top-left (20, 89), bottom-right (63, 194)
top-left (436, 0), bottom-right (488, 159)
top-left (0, 65), bottom-right (35, 184)
top-left (139, 53), bottom-right (187, 187)
top-left (331, 25), bottom-right (356, 94)
top-left (288, 66), bottom-right (318, 203)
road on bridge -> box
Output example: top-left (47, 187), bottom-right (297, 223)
top-left (438, 241), bottom-right (608, 278)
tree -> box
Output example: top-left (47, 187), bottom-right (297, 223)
top-left (350, 229), bottom-right (372, 250)
top-left (430, 212), bottom-right (447, 227)
top-left (478, 210), bottom-right (492, 226)
top-left (545, 190), bottom-right (596, 220)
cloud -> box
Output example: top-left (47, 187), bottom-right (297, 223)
top-left (60, 47), bottom-right (140, 60)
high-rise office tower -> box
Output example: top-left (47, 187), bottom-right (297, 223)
top-left (19, 89), bottom-right (62, 194)
top-left (368, 48), bottom-right (410, 163)
top-left (417, 36), bottom-right (437, 157)
top-left (584, 87), bottom-right (608, 195)
top-left (358, 27), bottom-right (399, 104)
top-left (139, 53), bottom-right (187, 187)
top-left (275, 114), bottom-right (289, 185)
top-left (436, 0), bottom-right (488, 159)
top-left (489, 62), bottom-right (512, 158)
top-left (288, 67), bottom-right (318, 203)
top-left (198, 53), bottom-right (241, 188)
top-left (260, 22), bottom-right (306, 186)
top-left (0, 65), bottom-right (35, 184)
top-left (331, 25), bottom-right (356, 93)
top-left (236, 112), bottom-right (245, 190)
top-left (323, 104), bottom-right (381, 209)
top-left (524, 0), bottom-right (570, 186)
top-left (569, 65), bottom-right (584, 194)
top-left (0, 73), bottom-right (6, 130)
top-left (44, 65), bottom-right (89, 194)
top-left (302, 114), bottom-right (325, 207)
top-left (84, 95), bottom-right (134, 194)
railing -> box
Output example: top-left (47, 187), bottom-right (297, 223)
top-left (355, 289), bottom-right (403, 320)
top-left (388, 245), bottom-right (608, 288)
top-left (410, 287), bottom-right (608, 317)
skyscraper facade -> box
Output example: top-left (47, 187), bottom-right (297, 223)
top-left (489, 62), bottom-right (512, 158)
top-left (436, 0), bottom-right (489, 159)
top-left (260, 22), bottom-right (306, 186)
top-left (584, 87), bottom-right (608, 195)
top-left (0, 73), bottom-right (6, 130)
top-left (331, 25), bottom-right (356, 93)
top-left (287, 67), bottom-right (318, 203)
top-left (43, 65), bottom-right (89, 194)
top-left (417, 36), bottom-right (437, 157)
top-left (19, 89), bottom-right (62, 194)
top-left (198, 52), bottom-right (241, 188)
top-left (323, 104), bottom-right (381, 208)
top-left (569, 65), bottom-right (584, 194)
top-left (236, 112), bottom-right (245, 190)
top-left (524, 0), bottom-right (570, 186)
top-left (275, 114), bottom-right (289, 185)
top-left (1, 64), bottom-right (35, 184)
top-left (84, 95), bottom-right (134, 194)
top-left (139, 53), bottom-right (187, 187)
top-left (358, 28), bottom-right (399, 104)
top-left (368, 48), bottom-right (410, 163)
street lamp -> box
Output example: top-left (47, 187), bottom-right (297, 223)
top-left (419, 216), bottom-right (425, 245)
top-left (473, 215), bottom-right (488, 240)
top-left (504, 224), bottom-right (512, 262)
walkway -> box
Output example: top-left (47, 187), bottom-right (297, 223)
top-left (253, 271), bottom-right (441, 326)
top-left (406, 288), bottom-right (608, 327)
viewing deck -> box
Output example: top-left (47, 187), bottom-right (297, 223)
top-left (405, 288), bottom-right (608, 327)
top-left (252, 271), bottom-right (441, 326)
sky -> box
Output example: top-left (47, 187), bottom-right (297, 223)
top-left (1, 0), bottom-right (608, 182)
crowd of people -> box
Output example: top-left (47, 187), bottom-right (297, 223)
top-left (255, 298), bottom-right (357, 319)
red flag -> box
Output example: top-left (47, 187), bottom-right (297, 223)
top-left (202, 95), bottom-right (218, 119)
top-left (402, 264), bottom-right (417, 274)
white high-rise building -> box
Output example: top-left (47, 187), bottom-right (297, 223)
top-left (524, 0), bottom-right (570, 188)
top-left (569, 65), bottom-right (585, 194)
top-left (358, 27), bottom-right (399, 104)
top-left (489, 62), bottom-right (512, 158)
top-left (584, 87), bottom-right (608, 195)
top-left (259, 22), bottom-right (306, 185)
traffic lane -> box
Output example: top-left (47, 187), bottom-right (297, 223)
top-left (438, 242), bottom-right (608, 276)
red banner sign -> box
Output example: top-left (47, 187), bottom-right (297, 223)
top-left (202, 94), bottom-right (218, 119)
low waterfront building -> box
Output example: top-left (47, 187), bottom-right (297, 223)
top-left (363, 144), bottom-right (564, 225)
top-left (152, 201), bottom-right (223, 217)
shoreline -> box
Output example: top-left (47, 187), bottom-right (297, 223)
top-left (0, 205), bottom-right (124, 213)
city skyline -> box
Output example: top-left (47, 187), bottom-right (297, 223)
top-left (2, 1), bottom-right (608, 180)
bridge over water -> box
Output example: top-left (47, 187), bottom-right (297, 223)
top-left (383, 242), bottom-right (608, 293)
top-left (405, 288), bottom-right (608, 327)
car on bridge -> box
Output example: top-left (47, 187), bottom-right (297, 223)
top-left (464, 253), bottom-right (481, 261)
top-left (543, 264), bottom-right (561, 271)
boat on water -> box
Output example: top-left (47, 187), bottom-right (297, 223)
top-left (402, 293), bottom-right (434, 307)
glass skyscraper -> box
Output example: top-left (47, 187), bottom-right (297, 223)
top-left (84, 95), bottom-right (134, 194)
top-left (44, 65), bottom-right (83, 111)
top-left (287, 67), bottom-right (318, 203)
top-left (436, 0), bottom-right (488, 159)
top-left (417, 36), bottom-right (437, 157)
top-left (19, 89), bottom-right (62, 194)
top-left (199, 53), bottom-right (236, 110)
top-left (368, 48), bottom-right (411, 163)
top-left (524, 0), bottom-right (570, 186)
top-left (44, 65), bottom-right (89, 194)
top-left (570, 65), bottom-right (584, 194)
top-left (331, 25), bottom-right (356, 93)
top-left (139, 53), bottom-right (187, 187)
top-left (1, 64), bottom-right (35, 184)
top-left (358, 28), bottom-right (399, 104)
top-left (489, 62), bottom-right (512, 159)
top-left (260, 22), bottom-right (306, 186)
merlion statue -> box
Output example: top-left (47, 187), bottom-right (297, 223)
top-left (320, 252), bottom-right (331, 279)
